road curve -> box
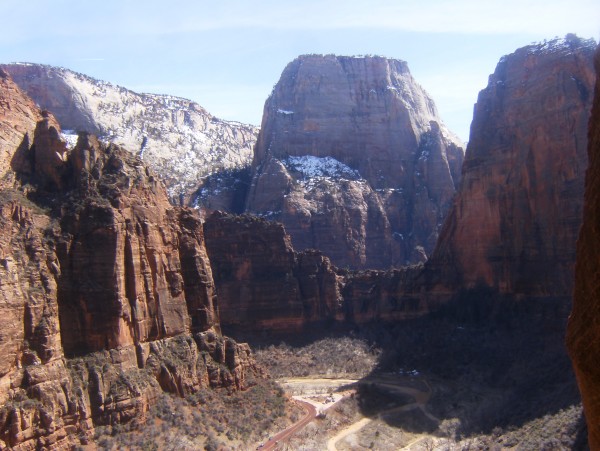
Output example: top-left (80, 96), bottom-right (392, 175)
top-left (326, 377), bottom-right (438, 451)
top-left (260, 399), bottom-right (316, 451)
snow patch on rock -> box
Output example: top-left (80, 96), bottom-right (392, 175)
top-left (283, 155), bottom-right (360, 179)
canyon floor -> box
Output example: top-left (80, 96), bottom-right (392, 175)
top-left (82, 306), bottom-right (588, 450)
top-left (247, 305), bottom-right (588, 450)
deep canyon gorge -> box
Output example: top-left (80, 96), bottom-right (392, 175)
top-left (0, 33), bottom-right (598, 449)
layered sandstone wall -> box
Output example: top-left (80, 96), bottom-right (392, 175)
top-left (204, 211), bottom-right (427, 331)
top-left (567, 43), bottom-right (600, 451)
top-left (428, 35), bottom-right (596, 299)
top-left (0, 73), bottom-right (262, 449)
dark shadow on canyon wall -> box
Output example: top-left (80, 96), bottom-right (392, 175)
top-left (358, 291), bottom-right (587, 447)
top-left (230, 290), bottom-right (588, 449)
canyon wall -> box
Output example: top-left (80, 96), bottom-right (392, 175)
top-left (567, 43), bottom-right (600, 451)
top-left (236, 55), bottom-right (464, 269)
top-left (204, 211), bottom-right (427, 332)
top-left (204, 38), bottom-right (597, 334)
top-left (428, 35), bottom-right (596, 301)
top-left (0, 72), bottom-right (261, 450)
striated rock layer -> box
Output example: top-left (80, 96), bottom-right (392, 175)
top-left (1, 63), bottom-right (258, 200)
top-left (428, 35), bottom-right (596, 301)
top-left (567, 43), bottom-right (600, 451)
top-left (237, 55), bottom-right (464, 269)
top-left (0, 73), bottom-right (262, 450)
top-left (204, 211), bottom-right (426, 332)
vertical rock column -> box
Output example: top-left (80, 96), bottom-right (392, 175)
top-left (567, 43), bottom-right (600, 451)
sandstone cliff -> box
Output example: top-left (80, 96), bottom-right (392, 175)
top-left (428, 35), bottom-right (596, 300)
top-left (567, 42), bottom-right (600, 451)
top-left (0, 73), bottom-right (262, 450)
top-left (1, 63), bottom-right (258, 200)
top-left (0, 68), bottom-right (51, 189)
top-left (226, 55), bottom-right (464, 269)
top-left (204, 211), bottom-right (426, 332)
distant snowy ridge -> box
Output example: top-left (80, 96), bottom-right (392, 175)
top-left (2, 63), bottom-right (259, 200)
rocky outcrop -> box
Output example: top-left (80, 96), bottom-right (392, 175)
top-left (567, 43), bottom-right (600, 451)
top-left (204, 212), bottom-right (334, 331)
top-left (55, 134), bottom-right (220, 355)
top-left (0, 68), bottom-right (49, 188)
top-left (237, 55), bottom-right (464, 269)
top-left (1, 63), bottom-right (259, 200)
top-left (204, 211), bottom-right (426, 332)
top-left (428, 35), bottom-right (597, 300)
top-left (0, 73), bottom-right (263, 449)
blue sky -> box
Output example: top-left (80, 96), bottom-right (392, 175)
top-left (1, 0), bottom-right (599, 141)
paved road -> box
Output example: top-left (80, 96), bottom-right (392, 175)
top-left (259, 399), bottom-right (316, 451)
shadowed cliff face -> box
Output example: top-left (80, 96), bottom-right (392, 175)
top-left (429, 35), bottom-right (596, 299)
top-left (567, 43), bottom-right (600, 450)
top-left (0, 73), bottom-right (262, 450)
top-left (204, 211), bottom-right (427, 332)
top-left (243, 55), bottom-right (464, 269)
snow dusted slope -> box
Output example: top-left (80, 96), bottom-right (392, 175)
top-left (1, 63), bottom-right (258, 199)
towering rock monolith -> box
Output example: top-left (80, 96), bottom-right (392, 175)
top-left (242, 55), bottom-right (464, 269)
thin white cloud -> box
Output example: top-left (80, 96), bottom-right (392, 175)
top-left (121, 0), bottom-right (600, 37)
top-left (3, 0), bottom-right (599, 40)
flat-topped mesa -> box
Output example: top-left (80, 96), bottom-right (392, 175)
top-left (428, 35), bottom-right (597, 300)
top-left (1, 63), bottom-right (259, 200)
top-left (243, 54), bottom-right (464, 269)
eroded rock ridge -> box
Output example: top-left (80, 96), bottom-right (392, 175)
top-left (567, 41), bottom-right (600, 450)
top-left (428, 35), bottom-right (596, 301)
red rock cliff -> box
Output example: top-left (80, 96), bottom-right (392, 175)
top-left (0, 73), bottom-right (262, 449)
top-left (204, 211), bottom-right (427, 332)
top-left (429, 35), bottom-right (596, 300)
top-left (244, 55), bottom-right (464, 269)
top-left (567, 42), bottom-right (600, 451)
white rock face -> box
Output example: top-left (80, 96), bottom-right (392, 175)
top-left (2, 64), bottom-right (258, 199)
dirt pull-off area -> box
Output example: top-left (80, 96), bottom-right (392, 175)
top-left (262, 374), bottom-right (438, 450)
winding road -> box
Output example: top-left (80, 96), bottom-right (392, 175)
top-left (259, 399), bottom-right (316, 451)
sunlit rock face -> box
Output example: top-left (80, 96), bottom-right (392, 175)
top-left (0, 72), bottom-right (262, 450)
top-left (567, 41), bottom-right (600, 451)
top-left (428, 35), bottom-right (596, 300)
top-left (244, 54), bottom-right (464, 269)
